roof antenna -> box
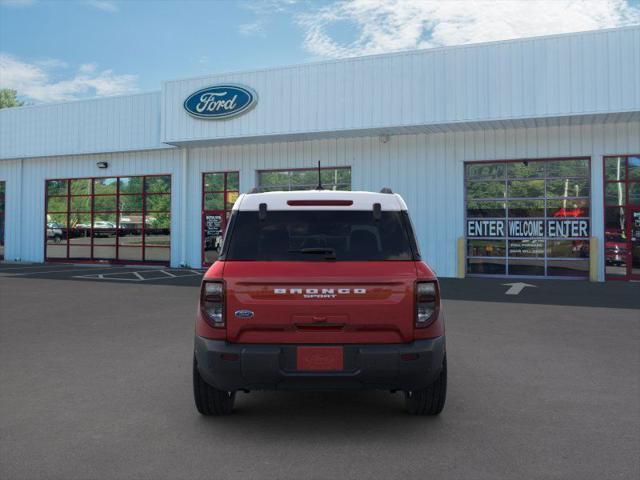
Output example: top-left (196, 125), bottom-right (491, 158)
top-left (316, 160), bottom-right (324, 190)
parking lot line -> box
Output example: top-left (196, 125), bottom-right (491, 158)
top-left (71, 269), bottom-right (202, 282)
top-left (0, 267), bottom-right (130, 277)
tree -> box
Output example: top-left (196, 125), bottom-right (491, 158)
top-left (0, 89), bottom-right (24, 109)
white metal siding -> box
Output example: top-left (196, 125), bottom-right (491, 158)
top-left (163, 27), bottom-right (640, 144)
top-left (183, 120), bottom-right (639, 279)
top-left (0, 159), bottom-right (22, 261)
top-left (0, 92), bottom-right (169, 160)
top-left (1, 120), bottom-right (638, 278)
top-left (0, 149), bottom-right (183, 264)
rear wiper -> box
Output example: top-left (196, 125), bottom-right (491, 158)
top-left (288, 247), bottom-right (337, 259)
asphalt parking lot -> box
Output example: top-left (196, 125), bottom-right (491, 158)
top-left (0, 264), bottom-right (639, 480)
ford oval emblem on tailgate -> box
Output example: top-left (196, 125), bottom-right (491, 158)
top-left (234, 310), bottom-right (254, 318)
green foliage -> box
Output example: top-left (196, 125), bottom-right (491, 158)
top-left (0, 89), bottom-right (24, 109)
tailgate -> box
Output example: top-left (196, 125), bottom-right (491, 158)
top-left (223, 261), bottom-right (417, 344)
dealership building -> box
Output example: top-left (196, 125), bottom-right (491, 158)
top-left (1, 26), bottom-right (639, 281)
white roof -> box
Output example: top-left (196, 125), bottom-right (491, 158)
top-left (233, 190), bottom-right (408, 211)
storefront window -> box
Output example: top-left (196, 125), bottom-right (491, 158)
top-left (603, 155), bottom-right (640, 280)
top-left (45, 175), bottom-right (171, 263)
top-left (257, 167), bottom-right (351, 192)
top-left (465, 158), bottom-right (591, 277)
top-left (202, 171), bottom-right (239, 266)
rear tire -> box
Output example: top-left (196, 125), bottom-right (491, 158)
top-left (193, 356), bottom-right (236, 416)
top-left (404, 355), bottom-right (447, 415)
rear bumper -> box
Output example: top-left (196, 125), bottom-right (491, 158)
top-left (194, 336), bottom-right (445, 392)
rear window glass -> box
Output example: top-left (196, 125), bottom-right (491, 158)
top-left (225, 210), bottom-right (415, 261)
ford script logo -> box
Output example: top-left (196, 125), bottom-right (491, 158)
top-left (183, 84), bottom-right (257, 119)
top-left (234, 310), bottom-right (254, 318)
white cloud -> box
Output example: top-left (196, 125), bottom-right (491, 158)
top-left (242, 0), bottom-right (299, 15)
top-left (297, 0), bottom-right (640, 58)
top-left (83, 0), bottom-right (118, 13)
top-left (238, 19), bottom-right (267, 36)
top-left (0, 53), bottom-right (138, 103)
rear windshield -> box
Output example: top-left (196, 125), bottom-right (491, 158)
top-left (224, 210), bottom-right (416, 261)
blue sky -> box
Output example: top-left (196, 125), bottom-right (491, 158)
top-left (1, 0), bottom-right (639, 103)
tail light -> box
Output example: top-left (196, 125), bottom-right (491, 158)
top-left (415, 281), bottom-right (439, 328)
top-left (201, 280), bottom-right (225, 328)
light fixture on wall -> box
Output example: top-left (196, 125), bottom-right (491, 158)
top-left (96, 161), bottom-right (108, 169)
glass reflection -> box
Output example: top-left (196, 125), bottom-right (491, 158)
top-left (146, 194), bottom-right (171, 212)
top-left (47, 180), bottom-right (67, 196)
top-left (547, 260), bottom-right (589, 277)
top-left (204, 173), bottom-right (224, 191)
top-left (507, 259), bottom-right (544, 276)
top-left (546, 179), bottom-right (589, 198)
top-left (119, 177), bottom-right (143, 194)
top-left (629, 156), bottom-right (640, 180)
top-left (466, 201), bottom-right (506, 218)
top-left (466, 181), bottom-right (506, 199)
top-left (604, 157), bottom-right (626, 181)
top-left (70, 196), bottom-right (91, 212)
top-left (507, 161), bottom-right (544, 179)
top-left (605, 183), bottom-right (625, 206)
top-left (507, 180), bottom-right (544, 198)
top-left (44, 175), bottom-right (172, 263)
top-left (70, 179), bottom-right (91, 195)
top-left (68, 246), bottom-right (91, 259)
top-left (119, 195), bottom-right (143, 212)
top-left (467, 240), bottom-right (506, 257)
top-left (94, 178), bottom-right (117, 194)
top-left (547, 240), bottom-right (589, 258)
top-left (204, 193), bottom-right (224, 210)
top-left (145, 248), bottom-right (170, 262)
top-left (508, 200), bottom-right (545, 218)
top-left (547, 159), bottom-right (589, 178)
top-left (118, 247), bottom-right (143, 261)
top-left (465, 163), bottom-right (505, 180)
top-left (145, 176), bottom-right (171, 194)
top-left (93, 195), bottom-right (117, 212)
top-left (47, 196), bottom-right (68, 212)
top-left (547, 199), bottom-right (589, 218)
top-left (467, 258), bottom-right (506, 275)
top-left (46, 224), bottom-right (66, 244)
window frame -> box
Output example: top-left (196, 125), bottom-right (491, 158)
top-left (44, 174), bottom-right (171, 265)
top-left (256, 166), bottom-right (351, 192)
top-left (602, 154), bottom-right (640, 281)
top-left (201, 171), bottom-right (239, 267)
top-left (464, 157), bottom-right (592, 279)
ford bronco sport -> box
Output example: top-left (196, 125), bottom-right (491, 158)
top-left (193, 189), bottom-right (446, 415)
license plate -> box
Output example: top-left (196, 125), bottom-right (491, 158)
top-left (296, 346), bottom-right (344, 371)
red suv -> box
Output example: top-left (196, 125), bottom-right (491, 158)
top-left (193, 189), bottom-right (446, 415)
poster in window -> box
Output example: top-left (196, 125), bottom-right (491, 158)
top-left (204, 214), bottom-right (223, 264)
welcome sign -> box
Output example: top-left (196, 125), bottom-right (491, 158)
top-left (184, 84), bottom-right (257, 119)
top-left (467, 219), bottom-right (590, 238)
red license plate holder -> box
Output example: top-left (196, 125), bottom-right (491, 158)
top-left (296, 346), bottom-right (344, 371)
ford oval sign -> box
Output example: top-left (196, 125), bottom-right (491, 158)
top-left (234, 310), bottom-right (254, 319)
top-left (183, 84), bottom-right (257, 120)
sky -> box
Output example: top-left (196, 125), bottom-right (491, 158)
top-left (1, 0), bottom-right (639, 104)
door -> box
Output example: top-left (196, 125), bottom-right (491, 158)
top-left (201, 171), bottom-right (239, 267)
top-left (202, 211), bottom-right (227, 266)
top-left (631, 208), bottom-right (640, 280)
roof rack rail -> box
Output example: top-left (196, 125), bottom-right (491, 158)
top-left (380, 187), bottom-right (393, 194)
